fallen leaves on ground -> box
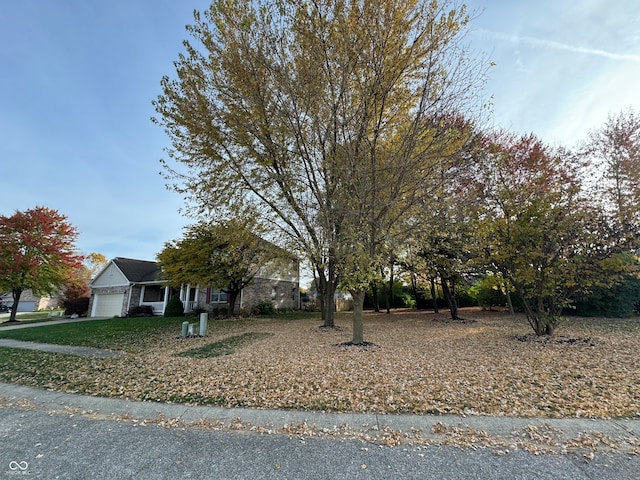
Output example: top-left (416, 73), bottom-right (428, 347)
top-left (2, 309), bottom-right (640, 420)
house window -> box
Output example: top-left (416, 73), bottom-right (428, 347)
top-left (271, 287), bottom-right (277, 301)
top-left (210, 289), bottom-right (228, 303)
top-left (143, 285), bottom-right (165, 302)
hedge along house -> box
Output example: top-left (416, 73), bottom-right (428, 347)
top-left (88, 256), bottom-right (300, 317)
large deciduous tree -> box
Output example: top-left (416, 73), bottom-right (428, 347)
top-left (153, 0), bottom-right (488, 333)
top-left (584, 107), bottom-right (640, 249)
top-left (471, 133), bottom-right (616, 336)
top-left (157, 220), bottom-right (282, 316)
top-left (0, 206), bottom-right (83, 322)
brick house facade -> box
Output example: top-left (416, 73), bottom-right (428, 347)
top-left (89, 255), bottom-right (299, 317)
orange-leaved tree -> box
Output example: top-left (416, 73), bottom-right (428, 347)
top-left (0, 206), bottom-right (84, 322)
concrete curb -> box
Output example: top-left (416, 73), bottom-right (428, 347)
top-left (1, 382), bottom-right (638, 451)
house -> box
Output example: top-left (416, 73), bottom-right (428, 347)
top-left (0, 290), bottom-right (61, 312)
top-left (88, 256), bottom-right (300, 317)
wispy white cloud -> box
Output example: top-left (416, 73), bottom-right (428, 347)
top-left (476, 28), bottom-right (640, 62)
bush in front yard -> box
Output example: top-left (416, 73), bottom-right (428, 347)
top-left (127, 305), bottom-right (154, 317)
top-left (63, 297), bottom-right (89, 316)
top-left (164, 295), bottom-right (184, 317)
top-left (253, 301), bottom-right (276, 315)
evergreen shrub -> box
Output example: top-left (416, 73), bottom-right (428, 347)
top-left (164, 295), bottom-right (184, 317)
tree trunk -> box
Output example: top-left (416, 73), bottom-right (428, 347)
top-left (441, 278), bottom-right (459, 320)
top-left (386, 264), bottom-right (394, 314)
top-left (430, 278), bottom-right (439, 313)
top-left (524, 298), bottom-right (540, 334)
top-left (227, 290), bottom-right (239, 316)
top-left (545, 322), bottom-right (555, 335)
top-left (516, 290), bottom-right (543, 335)
top-left (535, 297), bottom-right (548, 336)
top-left (351, 289), bottom-right (366, 344)
top-left (371, 281), bottom-right (380, 313)
top-left (320, 284), bottom-right (336, 327)
top-left (410, 272), bottom-right (419, 309)
top-left (383, 283), bottom-right (390, 314)
top-left (531, 314), bottom-right (544, 336)
top-left (8, 287), bottom-right (22, 322)
top-left (505, 290), bottom-right (515, 316)
top-left (511, 284), bottom-right (554, 336)
top-left (524, 297), bottom-right (558, 336)
top-left (316, 260), bottom-right (337, 327)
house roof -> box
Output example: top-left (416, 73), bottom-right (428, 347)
top-left (112, 257), bottom-right (162, 283)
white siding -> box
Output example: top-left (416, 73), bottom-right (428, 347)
top-left (91, 262), bottom-right (127, 287)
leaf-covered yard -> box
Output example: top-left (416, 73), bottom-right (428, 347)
top-left (1, 309), bottom-right (639, 419)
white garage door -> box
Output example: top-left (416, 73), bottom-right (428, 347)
top-left (93, 294), bottom-right (124, 317)
top-left (14, 301), bottom-right (36, 312)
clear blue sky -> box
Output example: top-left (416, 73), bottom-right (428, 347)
top-left (1, 1), bottom-right (638, 263)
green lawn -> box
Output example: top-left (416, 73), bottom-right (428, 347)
top-left (0, 310), bottom-right (66, 326)
top-left (0, 316), bottom-right (187, 349)
top-left (0, 312), bottom-right (321, 349)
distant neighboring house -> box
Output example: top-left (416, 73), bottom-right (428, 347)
top-left (0, 290), bottom-right (61, 312)
top-left (88, 256), bottom-right (300, 317)
top-left (302, 290), bottom-right (354, 312)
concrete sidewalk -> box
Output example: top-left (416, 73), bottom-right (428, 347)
top-left (0, 315), bottom-right (112, 330)
top-left (1, 382), bottom-right (638, 455)
top-left (0, 338), bottom-right (122, 358)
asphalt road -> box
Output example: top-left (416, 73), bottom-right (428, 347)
top-left (1, 407), bottom-right (639, 480)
